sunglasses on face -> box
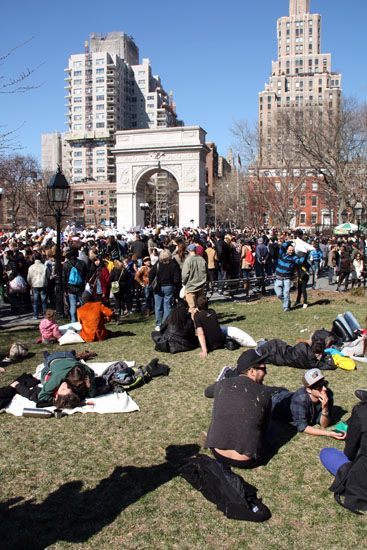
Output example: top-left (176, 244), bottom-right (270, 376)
top-left (309, 380), bottom-right (328, 390)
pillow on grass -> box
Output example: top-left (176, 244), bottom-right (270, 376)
top-left (58, 330), bottom-right (84, 346)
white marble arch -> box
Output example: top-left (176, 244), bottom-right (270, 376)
top-left (113, 126), bottom-right (209, 228)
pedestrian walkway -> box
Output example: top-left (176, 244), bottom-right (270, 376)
top-left (0, 301), bottom-right (38, 330)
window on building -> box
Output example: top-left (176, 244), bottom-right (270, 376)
top-left (311, 214), bottom-right (317, 225)
top-left (73, 61), bottom-right (82, 68)
top-left (96, 68), bottom-right (104, 74)
top-left (74, 168), bottom-right (83, 174)
top-left (73, 115), bottom-right (82, 121)
top-left (73, 79), bottom-right (82, 85)
top-left (74, 88), bottom-right (82, 95)
top-left (95, 58), bottom-right (105, 65)
top-left (96, 159), bottom-right (105, 165)
top-left (74, 160), bottom-right (82, 167)
top-left (96, 149), bottom-right (105, 155)
top-left (96, 122), bottom-right (105, 128)
top-left (98, 190), bottom-right (106, 195)
top-left (95, 113), bottom-right (105, 120)
top-left (74, 97), bottom-right (82, 103)
top-left (86, 200), bottom-right (94, 206)
top-left (73, 151), bottom-right (82, 157)
top-left (300, 213), bottom-right (306, 224)
top-left (300, 196), bottom-right (306, 206)
top-left (73, 124), bottom-right (82, 130)
top-left (96, 95), bottom-right (104, 101)
top-left (97, 167), bottom-right (105, 173)
top-left (98, 199), bottom-right (106, 205)
top-left (311, 195), bottom-right (317, 206)
top-left (96, 77), bottom-right (105, 83)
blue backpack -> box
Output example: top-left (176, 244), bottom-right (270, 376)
top-left (68, 265), bottom-right (83, 286)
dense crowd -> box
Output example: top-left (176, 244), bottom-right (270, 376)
top-left (0, 225), bottom-right (365, 323)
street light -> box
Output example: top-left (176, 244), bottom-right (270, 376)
top-left (341, 209), bottom-right (348, 224)
top-left (353, 201), bottom-right (364, 233)
top-left (47, 166), bottom-right (70, 316)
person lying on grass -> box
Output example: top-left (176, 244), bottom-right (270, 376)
top-left (270, 368), bottom-right (346, 440)
top-left (256, 337), bottom-right (335, 370)
top-left (37, 358), bottom-right (96, 406)
top-left (0, 373), bottom-right (82, 410)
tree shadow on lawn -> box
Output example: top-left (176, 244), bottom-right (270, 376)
top-left (216, 313), bottom-right (247, 324)
top-left (0, 444), bottom-right (200, 550)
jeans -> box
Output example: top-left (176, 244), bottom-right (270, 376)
top-left (296, 274), bottom-right (309, 304)
top-left (32, 287), bottom-right (47, 318)
top-left (143, 285), bottom-right (154, 312)
top-left (68, 291), bottom-right (83, 322)
top-left (154, 285), bottom-right (174, 326)
top-left (274, 278), bottom-right (291, 310)
top-left (311, 262), bottom-right (320, 288)
top-left (319, 448), bottom-right (350, 476)
top-left (328, 266), bottom-right (336, 285)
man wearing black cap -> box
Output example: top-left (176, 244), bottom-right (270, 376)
top-left (204, 350), bottom-right (271, 482)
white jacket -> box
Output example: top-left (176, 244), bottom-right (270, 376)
top-left (27, 260), bottom-right (47, 288)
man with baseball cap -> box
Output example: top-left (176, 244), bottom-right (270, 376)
top-left (203, 349), bottom-right (271, 488)
top-left (271, 368), bottom-right (345, 439)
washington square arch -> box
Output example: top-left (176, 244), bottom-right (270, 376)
top-left (113, 126), bottom-right (209, 228)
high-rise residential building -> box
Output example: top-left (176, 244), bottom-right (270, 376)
top-left (63, 32), bottom-right (182, 184)
top-left (258, 0), bottom-right (342, 167)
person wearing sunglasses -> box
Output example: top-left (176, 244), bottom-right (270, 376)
top-left (203, 349), bottom-right (271, 483)
top-left (271, 368), bottom-right (346, 439)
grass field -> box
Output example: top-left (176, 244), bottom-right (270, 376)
top-left (0, 290), bottom-right (366, 549)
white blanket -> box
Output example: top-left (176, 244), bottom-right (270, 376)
top-left (5, 361), bottom-right (139, 417)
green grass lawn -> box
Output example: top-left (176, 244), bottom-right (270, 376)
top-left (0, 290), bottom-right (366, 549)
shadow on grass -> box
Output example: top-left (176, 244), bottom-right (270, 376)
top-left (331, 405), bottom-right (349, 423)
top-left (260, 420), bottom-right (297, 466)
top-left (0, 444), bottom-right (200, 550)
top-left (216, 314), bottom-right (247, 324)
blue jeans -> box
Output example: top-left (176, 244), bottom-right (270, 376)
top-left (274, 278), bottom-right (291, 310)
top-left (143, 285), bottom-right (154, 311)
top-left (32, 287), bottom-right (47, 318)
top-left (154, 285), bottom-right (174, 326)
top-left (311, 262), bottom-right (320, 288)
top-left (68, 291), bottom-right (83, 322)
top-left (319, 448), bottom-right (350, 476)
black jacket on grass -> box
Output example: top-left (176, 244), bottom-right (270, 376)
top-left (257, 339), bottom-right (334, 370)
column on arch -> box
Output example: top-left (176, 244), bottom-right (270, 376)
top-left (179, 190), bottom-right (205, 228)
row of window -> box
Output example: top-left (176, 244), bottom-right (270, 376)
top-left (73, 59), bottom-right (105, 69)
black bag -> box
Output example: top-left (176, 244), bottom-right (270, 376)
top-left (330, 454), bottom-right (367, 514)
top-left (151, 262), bottom-right (160, 293)
top-left (180, 454), bottom-right (271, 522)
top-left (332, 319), bottom-right (356, 342)
top-left (224, 337), bottom-right (240, 351)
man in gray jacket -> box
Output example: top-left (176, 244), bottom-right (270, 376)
top-left (182, 243), bottom-right (207, 316)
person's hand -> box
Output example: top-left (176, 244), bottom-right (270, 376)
top-left (199, 350), bottom-right (208, 359)
top-left (319, 388), bottom-right (329, 409)
top-left (329, 430), bottom-right (347, 440)
top-left (84, 377), bottom-right (91, 389)
top-left (84, 400), bottom-right (95, 407)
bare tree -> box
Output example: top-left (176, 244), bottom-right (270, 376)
top-left (0, 39), bottom-right (41, 152)
top-left (0, 154), bottom-right (41, 228)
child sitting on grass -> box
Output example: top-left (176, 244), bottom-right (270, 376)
top-left (38, 309), bottom-right (62, 344)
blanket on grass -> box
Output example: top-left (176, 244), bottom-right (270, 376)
top-left (4, 361), bottom-right (139, 417)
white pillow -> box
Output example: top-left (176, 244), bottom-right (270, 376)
top-left (58, 330), bottom-right (84, 346)
top-left (226, 326), bottom-right (257, 347)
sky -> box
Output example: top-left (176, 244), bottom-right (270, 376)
top-left (1, 0), bottom-right (366, 163)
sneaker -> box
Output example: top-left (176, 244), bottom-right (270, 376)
top-left (283, 308), bottom-right (290, 312)
top-left (355, 389), bottom-right (367, 402)
top-left (294, 302), bottom-right (301, 307)
top-left (303, 304), bottom-right (308, 309)
top-left (155, 325), bottom-right (161, 331)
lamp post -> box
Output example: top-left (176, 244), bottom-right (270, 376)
top-left (353, 201), bottom-right (363, 234)
top-left (341, 209), bottom-right (348, 224)
top-left (47, 166), bottom-right (70, 317)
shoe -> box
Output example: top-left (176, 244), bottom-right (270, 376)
top-left (283, 308), bottom-right (290, 312)
top-left (155, 325), bottom-right (161, 331)
top-left (294, 302), bottom-right (301, 307)
top-left (303, 304), bottom-right (308, 309)
top-left (355, 389), bottom-right (367, 402)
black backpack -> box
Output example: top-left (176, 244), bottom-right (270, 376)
top-left (330, 454), bottom-right (367, 514)
top-left (180, 454), bottom-right (271, 522)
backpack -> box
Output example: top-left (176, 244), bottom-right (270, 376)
top-left (330, 454), bottom-right (367, 514)
top-left (8, 342), bottom-right (29, 361)
top-left (101, 359), bottom-right (169, 391)
top-left (180, 454), bottom-right (271, 522)
top-left (68, 265), bottom-right (83, 287)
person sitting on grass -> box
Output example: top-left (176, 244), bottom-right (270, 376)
top-left (0, 373), bottom-right (82, 410)
top-left (193, 295), bottom-right (226, 359)
top-left (38, 309), bottom-right (62, 344)
top-left (151, 303), bottom-right (198, 354)
top-left (202, 350), bottom-right (271, 489)
top-left (319, 388), bottom-right (367, 514)
top-left (77, 291), bottom-right (113, 342)
top-left (270, 368), bottom-right (346, 440)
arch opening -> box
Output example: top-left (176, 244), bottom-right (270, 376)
top-left (136, 169), bottom-right (179, 226)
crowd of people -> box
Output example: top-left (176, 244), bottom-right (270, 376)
top-left (0, 223), bottom-right (367, 516)
top-left (0, 224), bottom-right (366, 324)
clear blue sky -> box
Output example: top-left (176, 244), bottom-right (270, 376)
top-left (1, 0), bottom-right (366, 163)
